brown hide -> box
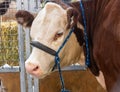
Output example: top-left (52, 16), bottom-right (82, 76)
top-left (83, 0), bottom-right (120, 91)
top-left (67, 0), bottom-right (120, 92)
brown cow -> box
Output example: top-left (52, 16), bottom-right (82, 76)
top-left (15, 10), bottom-right (106, 92)
top-left (15, 0), bottom-right (120, 92)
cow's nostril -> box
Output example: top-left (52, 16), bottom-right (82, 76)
top-left (33, 66), bottom-right (39, 71)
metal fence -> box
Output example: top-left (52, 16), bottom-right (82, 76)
top-left (0, 0), bottom-right (40, 92)
top-left (0, 0), bottom-right (18, 66)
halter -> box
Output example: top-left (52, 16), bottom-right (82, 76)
top-left (31, 27), bottom-right (74, 92)
top-left (30, 1), bottom-right (90, 92)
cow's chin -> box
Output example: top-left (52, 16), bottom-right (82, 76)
top-left (31, 69), bottom-right (53, 79)
top-left (31, 73), bottom-right (49, 79)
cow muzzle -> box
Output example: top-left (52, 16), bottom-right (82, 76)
top-left (25, 62), bottom-right (44, 78)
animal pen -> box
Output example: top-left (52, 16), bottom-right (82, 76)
top-left (0, 0), bottom-right (41, 92)
top-left (0, 0), bottom-right (105, 92)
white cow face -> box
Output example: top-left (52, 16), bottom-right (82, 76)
top-left (25, 2), bottom-right (84, 79)
top-left (25, 2), bottom-right (68, 78)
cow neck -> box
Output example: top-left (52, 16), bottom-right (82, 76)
top-left (80, 0), bottom-right (110, 76)
top-left (82, 0), bottom-right (110, 41)
top-left (69, 0), bottom-right (99, 76)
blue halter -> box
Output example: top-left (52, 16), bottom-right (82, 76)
top-left (54, 1), bottom-right (90, 91)
top-left (54, 27), bottom-right (75, 92)
top-left (30, 1), bottom-right (90, 92)
top-left (79, 0), bottom-right (90, 67)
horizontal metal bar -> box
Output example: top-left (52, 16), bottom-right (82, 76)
top-left (0, 65), bottom-right (87, 72)
top-left (55, 65), bottom-right (87, 71)
top-left (0, 66), bottom-right (20, 72)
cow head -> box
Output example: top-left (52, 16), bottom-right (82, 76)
top-left (16, 2), bottom-right (84, 79)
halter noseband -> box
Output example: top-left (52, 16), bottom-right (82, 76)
top-left (30, 41), bottom-right (56, 56)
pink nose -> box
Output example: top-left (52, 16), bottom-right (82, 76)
top-left (25, 62), bottom-right (42, 77)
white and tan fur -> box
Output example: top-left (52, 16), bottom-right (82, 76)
top-left (25, 2), bottom-right (84, 78)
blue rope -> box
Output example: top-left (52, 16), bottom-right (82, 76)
top-left (79, 0), bottom-right (90, 66)
top-left (55, 56), bottom-right (69, 92)
top-left (54, 1), bottom-right (90, 92)
top-left (56, 27), bottom-right (75, 54)
top-left (55, 28), bottom-right (75, 92)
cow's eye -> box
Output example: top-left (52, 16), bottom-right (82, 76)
top-left (54, 32), bottom-right (63, 41)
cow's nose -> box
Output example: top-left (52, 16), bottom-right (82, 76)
top-left (25, 62), bottom-right (42, 77)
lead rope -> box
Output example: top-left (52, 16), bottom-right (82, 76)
top-left (55, 27), bottom-right (75, 92)
top-left (79, 0), bottom-right (90, 67)
top-left (55, 56), bottom-right (69, 92)
top-left (55, 1), bottom-right (90, 92)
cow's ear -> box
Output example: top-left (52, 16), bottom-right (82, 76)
top-left (66, 7), bottom-right (79, 29)
top-left (15, 10), bottom-right (34, 28)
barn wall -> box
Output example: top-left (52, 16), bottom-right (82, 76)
top-left (0, 72), bottom-right (20, 92)
top-left (0, 70), bottom-right (106, 92)
top-left (40, 70), bottom-right (107, 92)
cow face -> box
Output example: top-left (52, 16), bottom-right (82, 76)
top-left (25, 2), bottom-right (83, 79)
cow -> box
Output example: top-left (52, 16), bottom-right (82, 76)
top-left (0, 0), bottom-right (11, 15)
top-left (15, 0), bottom-right (120, 92)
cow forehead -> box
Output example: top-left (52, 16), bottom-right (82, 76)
top-left (31, 2), bottom-right (67, 39)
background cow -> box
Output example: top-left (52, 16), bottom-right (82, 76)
top-left (0, 0), bottom-right (11, 15)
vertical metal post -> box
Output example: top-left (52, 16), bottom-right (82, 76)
top-left (34, 78), bottom-right (39, 92)
top-left (24, 0), bottom-right (40, 92)
top-left (17, 0), bottom-right (26, 92)
top-left (25, 28), bottom-right (33, 92)
top-left (18, 25), bottom-right (26, 92)
top-left (23, 0), bottom-right (33, 92)
top-left (17, 0), bottom-right (40, 92)
top-left (29, 0), bottom-right (34, 13)
top-left (23, 0), bottom-right (29, 10)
